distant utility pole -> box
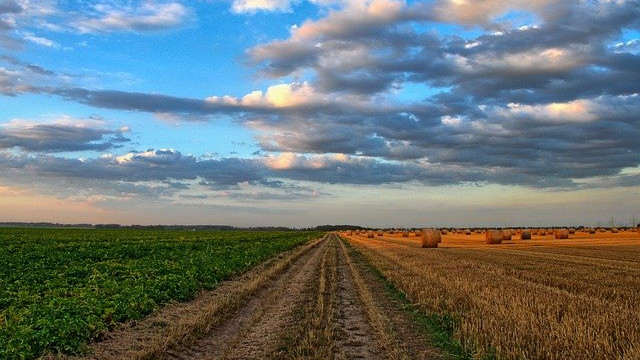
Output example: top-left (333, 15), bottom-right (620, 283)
top-left (610, 217), bottom-right (615, 228)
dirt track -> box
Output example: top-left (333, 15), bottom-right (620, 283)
top-left (75, 233), bottom-right (442, 360)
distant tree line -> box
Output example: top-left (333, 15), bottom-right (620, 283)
top-left (0, 222), bottom-right (365, 231)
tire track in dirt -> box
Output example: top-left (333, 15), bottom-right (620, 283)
top-left (333, 235), bottom-right (384, 359)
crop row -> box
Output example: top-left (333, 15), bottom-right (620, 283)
top-left (0, 228), bottom-right (322, 359)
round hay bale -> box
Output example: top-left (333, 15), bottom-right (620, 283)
top-left (421, 229), bottom-right (440, 248)
top-left (555, 228), bottom-right (569, 239)
top-left (367, 230), bottom-right (374, 238)
top-left (376, 230), bottom-right (383, 236)
top-left (346, 230), bottom-right (353, 236)
top-left (611, 227), bottom-right (619, 233)
top-left (587, 228), bottom-right (596, 234)
top-left (465, 229), bottom-right (471, 235)
top-left (402, 230), bottom-right (409, 237)
top-left (502, 230), bottom-right (512, 241)
top-left (441, 229), bottom-right (448, 235)
top-left (521, 229), bottom-right (531, 240)
top-left (485, 230), bottom-right (503, 244)
top-left (568, 228), bottom-right (576, 234)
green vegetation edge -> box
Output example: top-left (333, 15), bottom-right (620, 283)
top-left (0, 228), bottom-right (324, 360)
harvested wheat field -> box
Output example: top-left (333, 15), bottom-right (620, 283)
top-left (342, 229), bottom-right (640, 359)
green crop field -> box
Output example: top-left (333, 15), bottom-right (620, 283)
top-left (0, 227), bottom-right (323, 359)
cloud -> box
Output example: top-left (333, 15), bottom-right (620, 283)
top-left (70, 2), bottom-right (191, 33)
top-left (0, 1), bottom-right (192, 47)
top-left (492, 99), bottom-right (598, 123)
top-left (0, 0), bottom-right (58, 49)
top-left (0, 1), bottom-right (23, 15)
top-left (231, 0), bottom-right (296, 13)
top-left (426, 0), bottom-right (559, 25)
top-left (0, 117), bottom-right (131, 153)
top-left (207, 82), bottom-right (322, 108)
top-left (18, 31), bottom-right (59, 47)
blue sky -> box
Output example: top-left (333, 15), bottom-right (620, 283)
top-left (1, 0), bottom-right (639, 227)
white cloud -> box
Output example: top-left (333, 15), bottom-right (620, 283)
top-left (206, 82), bottom-right (326, 108)
top-left (495, 99), bottom-right (598, 123)
top-left (231, 0), bottom-right (295, 13)
top-left (71, 2), bottom-right (191, 33)
top-left (263, 152), bottom-right (353, 170)
top-left (19, 31), bottom-right (59, 48)
top-left (441, 115), bottom-right (463, 127)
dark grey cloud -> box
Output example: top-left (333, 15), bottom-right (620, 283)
top-left (0, 1), bottom-right (22, 15)
top-left (0, 120), bottom-right (130, 152)
top-left (0, 55), bottom-right (62, 95)
top-left (0, 149), bottom-right (264, 186)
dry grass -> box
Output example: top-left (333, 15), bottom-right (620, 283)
top-left (342, 231), bottom-right (640, 359)
top-left (272, 235), bottom-right (337, 360)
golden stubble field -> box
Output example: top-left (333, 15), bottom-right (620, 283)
top-left (343, 229), bottom-right (640, 359)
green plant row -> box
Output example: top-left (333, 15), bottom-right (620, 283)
top-left (0, 228), bottom-right (322, 360)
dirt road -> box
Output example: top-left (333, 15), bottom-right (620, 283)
top-left (76, 233), bottom-right (442, 360)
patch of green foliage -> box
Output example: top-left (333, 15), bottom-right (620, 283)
top-left (0, 228), bottom-right (322, 359)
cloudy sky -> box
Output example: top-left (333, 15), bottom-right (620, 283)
top-left (0, 0), bottom-right (639, 227)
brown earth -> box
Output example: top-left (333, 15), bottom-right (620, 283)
top-left (60, 233), bottom-right (442, 360)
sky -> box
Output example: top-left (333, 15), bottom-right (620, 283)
top-left (0, 0), bottom-right (639, 228)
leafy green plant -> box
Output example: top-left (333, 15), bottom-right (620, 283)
top-left (0, 228), bottom-right (322, 359)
